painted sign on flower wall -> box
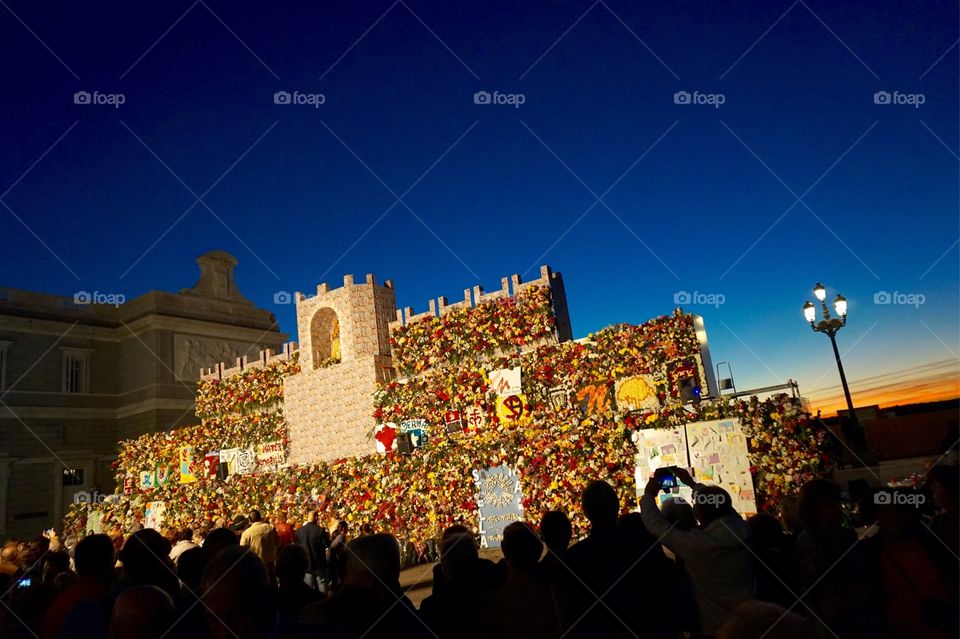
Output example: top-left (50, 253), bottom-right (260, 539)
top-left (488, 367), bottom-right (522, 396)
top-left (472, 465), bottom-right (524, 548)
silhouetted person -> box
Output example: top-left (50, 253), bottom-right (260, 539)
top-left (41, 533), bottom-right (115, 639)
top-left (202, 527), bottom-right (239, 560)
top-left (202, 547), bottom-right (276, 639)
top-left (326, 520), bottom-right (348, 592)
top-left (926, 464), bottom-right (959, 557)
top-left (294, 510), bottom-right (330, 591)
top-left (110, 585), bottom-right (175, 639)
top-left (169, 546), bottom-right (210, 639)
top-left (747, 512), bottom-right (793, 606)
top-left (485, 522), bottom-right (561, 638)
top-left (111, 529), bottom-right (178, 603)
top-left (641, 468), bottom-right (754, 637)
top-left (717, 600), bottom-right (813, 639)
top-left (565, 480), bottom-right (680, 638)
top-left (538, 511), bottom-right (571, 583)
top-left (275, 544), bottom-right (321, 619)
top-left (793, 478), bottom-right (879, 638)
top-left (865, 488), bottom-right (957, 639)
top-left (420, 527), bottom-right (502, 638)
top-left (300, 533), bottom-right (426, 638)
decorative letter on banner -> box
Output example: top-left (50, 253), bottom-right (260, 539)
top-left (179, 446), bottom-right (197, 484)
top-left (472, 465), bottom-right (524, 549)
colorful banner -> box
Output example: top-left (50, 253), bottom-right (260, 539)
top-left (179, 446), bottom-right (197, 484)
top-left (219, 448), bottom-right (238, 476)
top-left (203, 452), bottom-right (220, 477)
top-left (374, 423), bottom-right (398, 454)
top-left (400, 419), bottom-right (428, 449)
top-left (139, 471), bottom-right (155, 490)
top-left (155, 465), bottom-right (175, 486)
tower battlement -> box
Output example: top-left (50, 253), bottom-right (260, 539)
top-left (387, 265), bottom-right (572, 342)
top-left (199, 341), bottom-right (299, 380)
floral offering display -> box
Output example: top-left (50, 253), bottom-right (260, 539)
top-left (67, 287), bottom-right (826, 546)
top-left (194, 356), bottom-right (299, 418)
top-left (389, 285), bottom-right (556, 376)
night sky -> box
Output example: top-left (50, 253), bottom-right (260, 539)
top-left (1, 1), bottom-right (957, 412)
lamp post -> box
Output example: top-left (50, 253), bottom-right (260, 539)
top-left (803, 283), bottom-right (875, 465)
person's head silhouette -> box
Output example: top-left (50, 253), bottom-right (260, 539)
top-left (539, 511), bottom-right (572, 553)
top-left (581, 480), bottom-right (619, 530)
top-left (501, 522), bottom-right (542, 572)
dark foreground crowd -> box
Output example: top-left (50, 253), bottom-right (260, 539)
top-left (0, 464), bottom-right (956, 639)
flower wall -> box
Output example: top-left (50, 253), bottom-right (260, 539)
top-left (66, 286), bottom-right (826, 541)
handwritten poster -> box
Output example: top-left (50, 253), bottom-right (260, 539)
top-left (256, 440), bottom-right (285, 470)
top-left (686, 418), bottom-right (757, 516)
top-left (632, 427), bottom-right (691, 507)
top-left (472, 465), bottom-right (524, 548)
top-left (144, 501), bottom-right (166, 530)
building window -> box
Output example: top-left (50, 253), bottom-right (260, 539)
top-left (61, 348), bottom-right (92, 393)
top-left (0, 341), bottom-right (9, 390)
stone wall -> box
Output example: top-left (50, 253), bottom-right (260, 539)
top-left (284, 355), bottom-right (393, 464)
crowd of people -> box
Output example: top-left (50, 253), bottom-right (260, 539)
top-left (0, 463), bottom-right (956, 639)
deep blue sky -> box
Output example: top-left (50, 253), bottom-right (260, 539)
top-left (1, 1), bottom-right (957, 410)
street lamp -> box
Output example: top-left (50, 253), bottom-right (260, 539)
top-left (802, 283), bottom-right (874, 465)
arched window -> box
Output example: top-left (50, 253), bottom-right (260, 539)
top-left (310, 307), bottom-right (341, 368)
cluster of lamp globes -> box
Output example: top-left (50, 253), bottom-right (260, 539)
top-left (803, 283), bottom-right (848, 332)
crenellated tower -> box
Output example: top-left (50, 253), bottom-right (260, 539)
top-left (283, 274), bottom-right (397, 464)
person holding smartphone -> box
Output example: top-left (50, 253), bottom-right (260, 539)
top-left (640, 466), bottom-right (755, 637)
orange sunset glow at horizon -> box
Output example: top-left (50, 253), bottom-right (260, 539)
top-left (803, 358), bottom-right (960, 416)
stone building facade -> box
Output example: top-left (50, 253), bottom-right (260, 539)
top-left (0, 251), bottom-right (284, 539)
